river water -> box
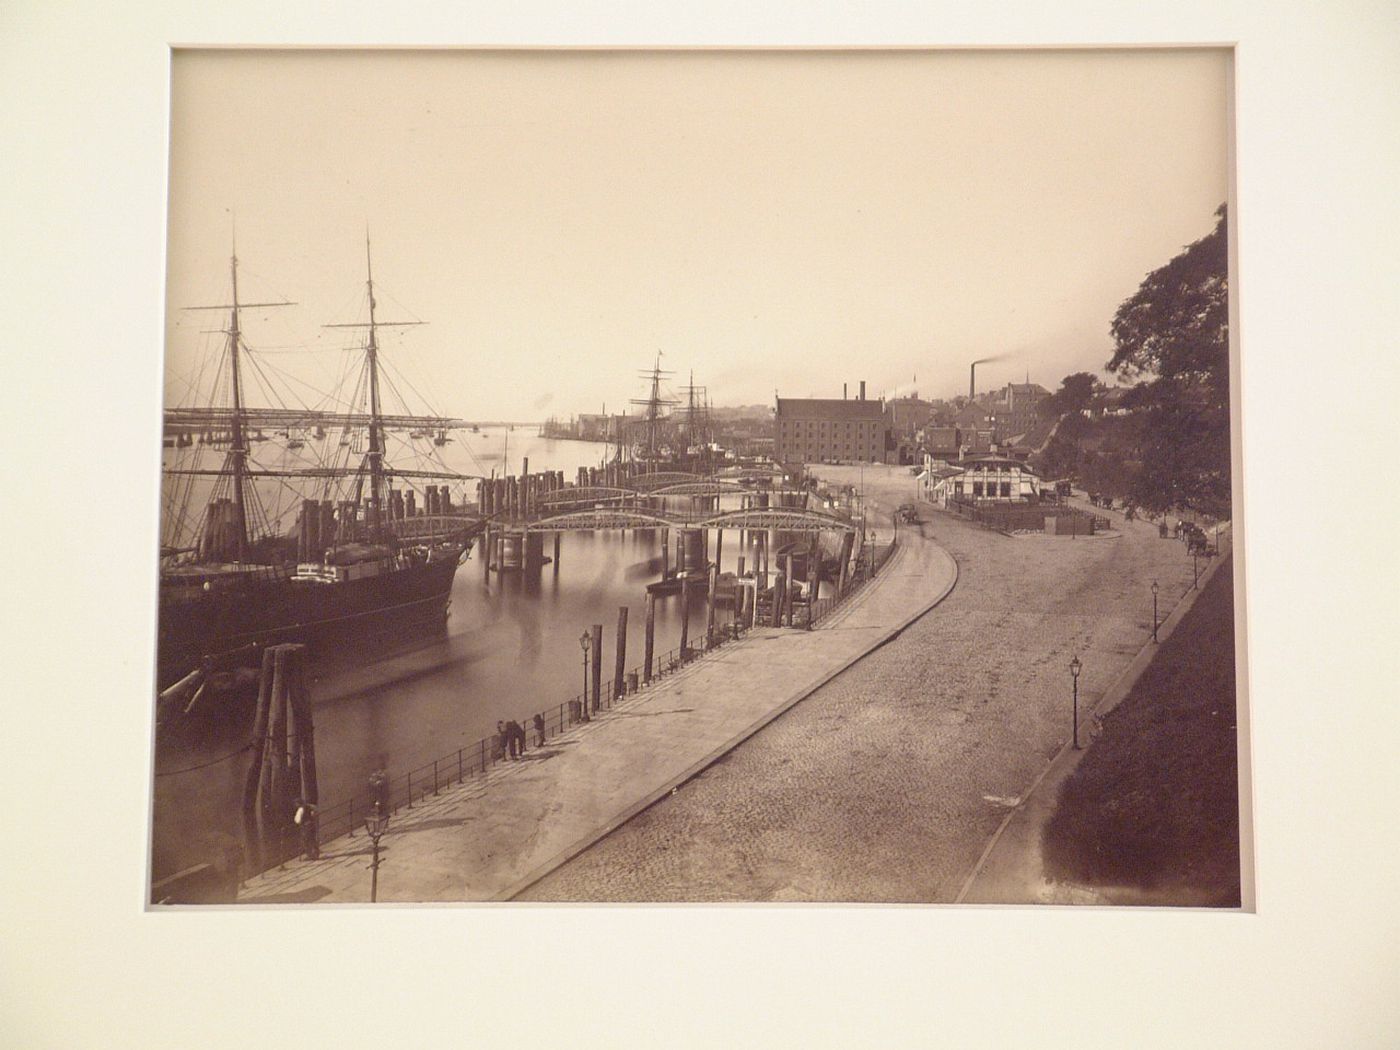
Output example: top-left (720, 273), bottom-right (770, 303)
top-left (150, 428), bottom-right (763, 881)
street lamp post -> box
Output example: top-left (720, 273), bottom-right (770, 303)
top-left (1069, 655), bottom-right (1083, 750)
top-left (365, 771), bottom-right (390, 903)
top-left (1193, 549), bottom-right (1200, 590)
top-left (579, 630), bottom-right (591, 723)
top-left (1151, 580), bottom-right (1160, 643)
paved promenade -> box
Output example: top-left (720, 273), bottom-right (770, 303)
top-left (524, 465), bottom-right (1206, 902)
top-left (236, 511), bottom-right (957, 903)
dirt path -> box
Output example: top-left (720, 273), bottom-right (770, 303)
top-left (522, 465), bottom-right (1200, 902)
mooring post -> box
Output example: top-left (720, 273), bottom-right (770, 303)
top-left (266, 646), bottom-right (291, 861)
top-left (614, 606), bottom-right (628, 701)
top-left (287, 644), bottom-right (315, 787)
top-left (772, 571), bottom-right (786, 628)
top-left (590, 623), bottom-right (603, 712)
top-left (679, 577), bottom-right (691, 657)
top-left (241, 647), bottom-right (276, 875)
top-left (644, 591), bottom-right (656, 683)
top-left (783, 553), bottom-right (795, 627)
top-left (705, 562), bottom-right (718, 648)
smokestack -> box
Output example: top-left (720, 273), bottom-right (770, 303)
top-left (843, 383), bottom-right (848, 400)
top-left (970, 362), bottom-right (977, 402)
top-left (859, 380), bottom-right (866, 401)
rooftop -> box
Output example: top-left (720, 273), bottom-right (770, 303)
top-left (775, 397), bottom-right (885, 420)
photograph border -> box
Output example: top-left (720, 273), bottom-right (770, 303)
top-left (6, 2), bottom-right (1398, 1047)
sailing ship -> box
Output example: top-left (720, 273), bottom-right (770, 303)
top-left (158, 239), bottom-right (485, 698)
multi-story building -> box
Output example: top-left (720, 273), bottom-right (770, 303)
top-left (983, 382), bottom-right (1051, 440)
top-left (774, 390), bottom-right (887, 465)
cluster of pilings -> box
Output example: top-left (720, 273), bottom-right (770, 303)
top-left (477, 460), bottom-right (567, 519)
top-left (200, 499), bottom-right (247, 561)
top-left (574, 460), bottom-right (647, 488)
top-left (293, 486), bottom-right (459, 561)
top-left (241, 644), bottom-right (319, 873)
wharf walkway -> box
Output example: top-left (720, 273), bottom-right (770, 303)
top-left (236, 529), bottom-right (957, 904)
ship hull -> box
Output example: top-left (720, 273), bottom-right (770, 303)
top-left (157, 551), bottom-right (464, 690)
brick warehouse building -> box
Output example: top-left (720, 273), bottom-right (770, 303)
top-left (775, 384), bottom-right (888, 464)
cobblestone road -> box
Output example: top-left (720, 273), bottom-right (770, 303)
top-left (521, 465), bottom-right (1199, 902)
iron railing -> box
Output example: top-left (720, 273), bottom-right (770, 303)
top-left (249, 535), bottom-right (900, 875)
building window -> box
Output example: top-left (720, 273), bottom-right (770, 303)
top-left (972, 481), bottom-right (983, 497)
top-left (1001, 481), bottom-right (1011, 497)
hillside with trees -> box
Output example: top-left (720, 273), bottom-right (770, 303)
top-left (1032, 207), bottom-right (1231, 518)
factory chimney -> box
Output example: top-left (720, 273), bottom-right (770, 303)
top-left (843, 383), bottom-right (848, 400)
top-left (859, 380), bottom-right (866, 401)
top-left (969, 362), bottom-right (977, 402)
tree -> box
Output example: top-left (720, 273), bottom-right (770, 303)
top-left (1037, 371), bottom-right (1099, 419)
top-left (1108, 206), bottom-right (1230, 517)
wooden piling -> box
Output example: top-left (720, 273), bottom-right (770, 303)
top-left (590, 623), bottom-right (603, 712)
top-left (288, 645), bottom-right (317, 810)
top-left (679, 578), bottom-right (691, 657)
top-left (241, 647), bottom-right (276, 873)
top-left (266, 645), bottom-right (290, 850)
top-left (319, 501), bottom-right (335, 555)
top-left (771, 571), bottom-right (786, 627)
top-left (614, 606), bottom-right (628, 701)
top-left (837, 531), bottom-right (854, 595)
top-left (714, 528), bottom-right (724, 572)
top-left (705, 562), bottom-right (718, 648)
top-left (783, 553), bottom-right (795, 626)
top-left (553, 533), bottom-right (561, 576)
top-left (661, 529), bottom-right (671, 580)
top-left (644, 592), bottom-right (656, 682)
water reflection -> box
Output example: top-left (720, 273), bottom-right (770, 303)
top-left (151, 431), bottom-right (759, 880)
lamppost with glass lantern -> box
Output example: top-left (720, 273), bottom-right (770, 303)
top-left (579, 630), bottom-right (591, 722)
top-left (1151, 580), bottom-right (1160, 643)
top-left (365, 770), bottom-right (390, 903)
top-left (1070, 655), bottom-right (1083, 750)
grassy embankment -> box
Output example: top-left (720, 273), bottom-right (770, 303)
top-left (1041, 559), bottom-right (1242, 905)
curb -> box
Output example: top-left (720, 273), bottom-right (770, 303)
top-left (498, 537), bottom-right (961, 900)
top-left (953, 536), bottom-right (1233, 904)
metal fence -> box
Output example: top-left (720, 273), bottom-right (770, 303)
top-left (252, 535), bottom-right (900, 874)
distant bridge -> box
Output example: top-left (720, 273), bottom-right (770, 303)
top-left (523, 505), bottom-right (856, 534)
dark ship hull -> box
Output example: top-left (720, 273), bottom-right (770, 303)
top-left (157, 547), bottom-right (465, 690)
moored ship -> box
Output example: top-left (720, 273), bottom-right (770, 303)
top-left (158, 238), bottom-right (484, 702)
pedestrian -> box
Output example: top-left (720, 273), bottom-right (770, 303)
top-left (533, 713), bottom-right (545, 748)
top-left (505, 719), bottom-right (523, 759)
top-left (494, 721), bottom-right (507, 762)
top-left (293, 797), bottom-right (320, 861)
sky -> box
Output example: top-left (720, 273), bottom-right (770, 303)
top-left (165, 48), bottom-right (1230, 422)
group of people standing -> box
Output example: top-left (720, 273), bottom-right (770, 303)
top-left (496, 715), bottom-right (547, 761)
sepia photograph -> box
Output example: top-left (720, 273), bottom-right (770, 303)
top-left (151, 46), bottom-right (1245, 908)
top-left (8, 1), bottom-right (1400, 1046)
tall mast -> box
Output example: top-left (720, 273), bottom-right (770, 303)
top-left (364, 233), bottom-right (386, 532)
top-left (322, 234), bottom-right (425, 542)
top-left (182, 241), bottom-right (293, 562)
top-left (225, 250), bottom-right (250, 561)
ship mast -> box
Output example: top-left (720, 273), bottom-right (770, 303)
top-left (225, 251), bottom-right (250, 561)
top-left (182, 241), bottom-right (293, 562)
top-left (323, 234), bottom-right (425, 543)
top-left (363, 234), bottom-right (386, 532)
top-left (629, 354), bottom-right (676, 470)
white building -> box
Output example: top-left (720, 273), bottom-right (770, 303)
top-left (920, 453), bottom-right (1039, 505)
